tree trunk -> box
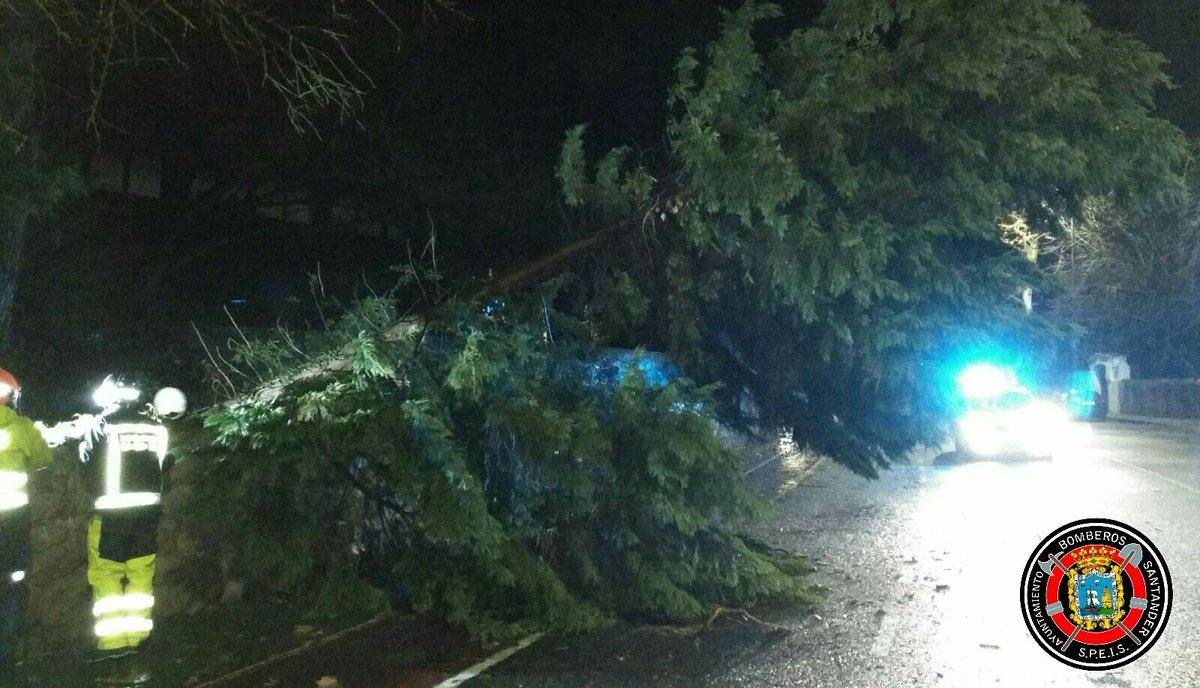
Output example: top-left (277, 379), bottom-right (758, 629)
top-left (234, 217), bottom-right (641, 405)
top-left (0, 210), bottom-right (29, 351)
top-left (0, 10), bottom-right (44, 353)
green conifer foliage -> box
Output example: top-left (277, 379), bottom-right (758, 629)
top-left (198, 294), bottom-right (813, 638)
top-left (560, 1), bottom-right (1189, 474)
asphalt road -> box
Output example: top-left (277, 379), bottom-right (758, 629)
top-left (471, 420), bottom-right (1200, 688)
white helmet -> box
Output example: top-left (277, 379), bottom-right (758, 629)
top-left (152, 387), bottom-right (188, 419)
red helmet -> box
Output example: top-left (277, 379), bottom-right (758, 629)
top-left (0, 368), bottom-right (20, 406)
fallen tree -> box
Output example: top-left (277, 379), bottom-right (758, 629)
top-left (196, 292), bottom-right (813, 639)
top-left (185, 0), bottom-right (1189, 637)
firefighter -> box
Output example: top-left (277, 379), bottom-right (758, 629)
top-left (0, 368), bottom-right (53, 665)
top-left (75, 377), bottom-right (185, 657)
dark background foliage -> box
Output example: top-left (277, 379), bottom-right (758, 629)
top-left (8, 0), bottom-right (1198, 412)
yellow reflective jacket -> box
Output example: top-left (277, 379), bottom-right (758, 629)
top-left (0, 406), bottom-right (54, 473)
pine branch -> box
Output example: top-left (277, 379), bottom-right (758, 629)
top-left (229, 206), bottom-right (663, 405)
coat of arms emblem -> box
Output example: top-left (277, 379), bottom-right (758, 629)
top-left (1020, 519), bottom-right (1171, 670)
top-left (1067, 547), bottom-right (1124, 630)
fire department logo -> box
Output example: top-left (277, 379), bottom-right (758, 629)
top-left (1020, 519), bottom-right (1171, 670)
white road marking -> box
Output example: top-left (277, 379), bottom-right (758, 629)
top-left (433, 632), bottom-right (545, 687)
top-left (743, 455), bottom-right (779, 475)
top-left (193, 614), bottom-right (388, 688)
top-left (1106, 455), bottom-right (1200, 495)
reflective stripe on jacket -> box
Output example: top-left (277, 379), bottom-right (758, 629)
top-left (85, 416), bottom-right (168, 511)
top-left (0, 406), bottom-right (53, 511)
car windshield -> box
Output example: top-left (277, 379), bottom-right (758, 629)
top-left (967, 388), bottom-right (1032, 411)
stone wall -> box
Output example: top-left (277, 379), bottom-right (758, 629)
top-left (25, 452), bottom-right (91, 661)
top-left (1116, 379), bottom-right (1200, 419)
top-left (23, 450), bottom-right (217, 662)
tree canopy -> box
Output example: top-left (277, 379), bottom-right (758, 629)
top-left (0, 0), bottom-right (439, 404)
top-left (560, 0), bottom-right (1189, 474)
top-left (195, 0), bottom-right (1191, 635)
top-left (1051, 175), bottom-right (1200, 378)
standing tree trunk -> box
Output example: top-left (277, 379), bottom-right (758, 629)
top-left (0, 210), bottom-right (27, 350)
top-left (0, 10), bottom-right (46, 353)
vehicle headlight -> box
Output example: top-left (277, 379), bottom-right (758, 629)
top-left (1016, 401), bottom-right (1070, 454)
top-left (1025, 401), bottom-right (1069, 431)
top-left (958, 411), bottom-right (1005, 455)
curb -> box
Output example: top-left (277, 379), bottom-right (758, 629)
top-left (1109, 415), bottom-right (1199, 431)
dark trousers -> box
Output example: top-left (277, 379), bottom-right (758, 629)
top-left (0, 510), bottom-right (30, 666)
